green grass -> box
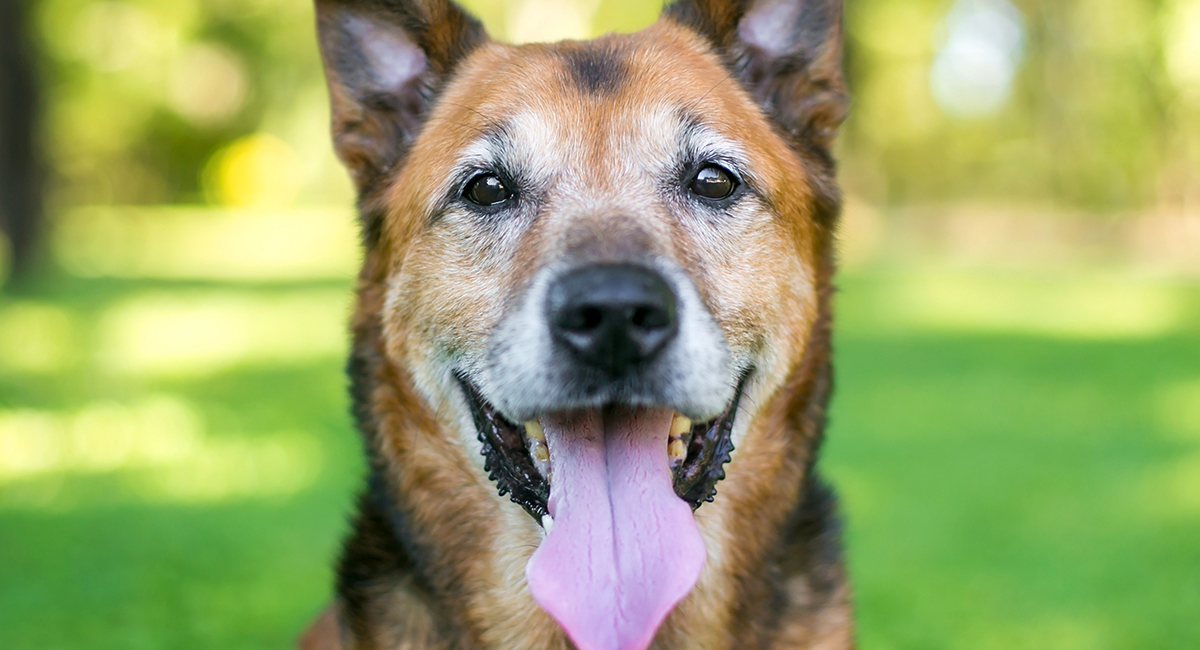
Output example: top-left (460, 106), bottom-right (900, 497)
top-left (1, 268), bottom-right (1198, 649)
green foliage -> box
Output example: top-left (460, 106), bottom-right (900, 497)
top-left (27, 0), bottom-right (1200, 214)
top-left (840, 0), bottom-right (1200, 210)
top-left (33, 0), bottom-right (338, 207)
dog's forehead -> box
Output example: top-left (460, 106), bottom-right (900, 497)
top-left (383, 22), bottom-right (811, 235)
top-left (429, 25), bottom-right (774, 173)
top-left (461, 27), bottom-right (739, 120)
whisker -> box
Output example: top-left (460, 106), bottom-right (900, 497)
top-left (694, 70), bottom-right (737, 106)
top-left (440, 100), bottom-right (490, 121)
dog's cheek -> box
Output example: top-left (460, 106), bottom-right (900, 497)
top-left (734, 246), bottom-right (818, 399)
top-left (689, 203), bottom-right (814, 372)
top-left (383, 230), bottom-right (513, 381)
top-left (756, 229), bottom-right (822, 389)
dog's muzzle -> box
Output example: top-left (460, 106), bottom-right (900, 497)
top-left (463, 259), bottom-right (748, 521)
top-left (462, 258), bottom-right (746, 650)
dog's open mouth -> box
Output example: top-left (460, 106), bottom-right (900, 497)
top-left (459, 374), bottom-right (747, 523)
top-left (457, 373), bottom-right (747, 650)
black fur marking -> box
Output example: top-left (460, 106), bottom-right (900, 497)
top-left (786, 474), bottom-right (846, 594)
top-left (336, 491), bottom-right (413, 621)
top-left (356, 201), bottom-right (387, 249)
top-left (663, 0), bottom-right (751, 48)
top-left (561, 44), bottom-right (628, 96)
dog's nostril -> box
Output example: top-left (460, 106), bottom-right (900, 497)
top-left (630, 305), bottom-right (668, 329)
top-left (579, 307), bottom-right (605, 331)
top-left (557, 305), bottom-right (606, 332)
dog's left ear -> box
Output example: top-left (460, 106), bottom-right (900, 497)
top-left (664, 0), bottom-right (847, 149)
top-left (315, 0), bottom-right (487, 192)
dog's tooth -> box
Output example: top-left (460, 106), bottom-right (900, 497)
top-left (541, 514), bottom-right (554, 533)
top-left (525, 420), bottom-right (545, 441)
top-left (526, 434), bottom-right (551, 481)
top-left (668, 438), bottom-right (687, 462)
top-left (669, 413), bottom-right (692, 437)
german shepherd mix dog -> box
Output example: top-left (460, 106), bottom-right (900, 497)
top-left (303, 0), bottom-right (850, 647)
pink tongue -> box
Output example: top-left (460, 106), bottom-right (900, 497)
top-left (526, 407), bottom-right (706, 650)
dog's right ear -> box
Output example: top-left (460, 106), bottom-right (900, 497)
top-left (315, 0), bottom-right (486, 191)
top-left (663, 0), bottom-right (846, 150)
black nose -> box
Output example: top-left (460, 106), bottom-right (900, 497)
top-left (547, 264), bottom-right (678, 375)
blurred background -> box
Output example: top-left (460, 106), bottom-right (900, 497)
top-left (0, 0), bottom-right (1197, 647)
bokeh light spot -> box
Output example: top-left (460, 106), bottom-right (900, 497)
top-left (0, 396), bottom-right (199, 480)
top-left (168, 43), bottom-right (249, 127)
top-left (878, 273), bottom-right (1186, 339)
top-left (138, 433), bottom-right (321, 503)
top-left (53, 206), bottom-right (359, 281)
top-left (930, 0), bottom-right (1025, 117)
top-left (96, 290), bottom-right (350, 378)
top-left (507, 0), bottom-right (598, 43)
top-left (0, 396), bottom-right (322, 506)
top-left (72, 1), bottom-right (158, 72)
top-left (206, 134), bottom-right (305, 208)
top-left (1165, 0), bottom-right (1200, 102)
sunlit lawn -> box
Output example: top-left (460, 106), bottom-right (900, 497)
top-left (1, 232), bottom-right (1198, 648)
top-left (830, 273), bottom-right (1200, 649)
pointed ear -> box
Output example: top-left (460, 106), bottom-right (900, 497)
top-left (664, 0), bottom-right (846, 149)
top-left (315, 0), bottom-right (487, 191)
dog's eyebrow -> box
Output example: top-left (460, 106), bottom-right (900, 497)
top-left (677, 110), bottom-right (708, 147)
top-left (671, 108), bottom-right (772, 207)
top-left (426, 120), bottom-right (518, 217)
top-left (677, 110), bottom-right (751, 172)
top-left (459, 119), bottom-right (511, 152)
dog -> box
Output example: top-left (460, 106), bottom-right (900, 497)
top-left (301, 0), bottom-right (850, 647)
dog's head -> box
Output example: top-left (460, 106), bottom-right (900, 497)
top-left (317, 1), bottom-right (845, 648)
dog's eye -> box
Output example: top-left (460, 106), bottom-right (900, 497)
top-left (689, 165), bottom-right (736, 200)
top-left (464, 173), bottom-right (513, 206)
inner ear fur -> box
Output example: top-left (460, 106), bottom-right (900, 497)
top-left (664, 0), bottom-right (847, 149)
top-left (315, 0), bottom-right (487, 193)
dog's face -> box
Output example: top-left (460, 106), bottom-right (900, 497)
top-left (318, 1), bottom-right (844, 648)
top-left (396, 29), bottom-right (824, 418)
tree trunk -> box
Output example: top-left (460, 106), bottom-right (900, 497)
top-left (0, 0), bottom-right (43, 281)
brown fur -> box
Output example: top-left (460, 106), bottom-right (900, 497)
top-left (305, 0), bottom-right (852, 647)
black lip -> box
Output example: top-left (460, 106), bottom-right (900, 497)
top-left (456, 372), bottom-right (750, 523)
top-left (459, 378), bottom-right (550, 520)
top-left (672, 371), bottom-right (749, 506)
